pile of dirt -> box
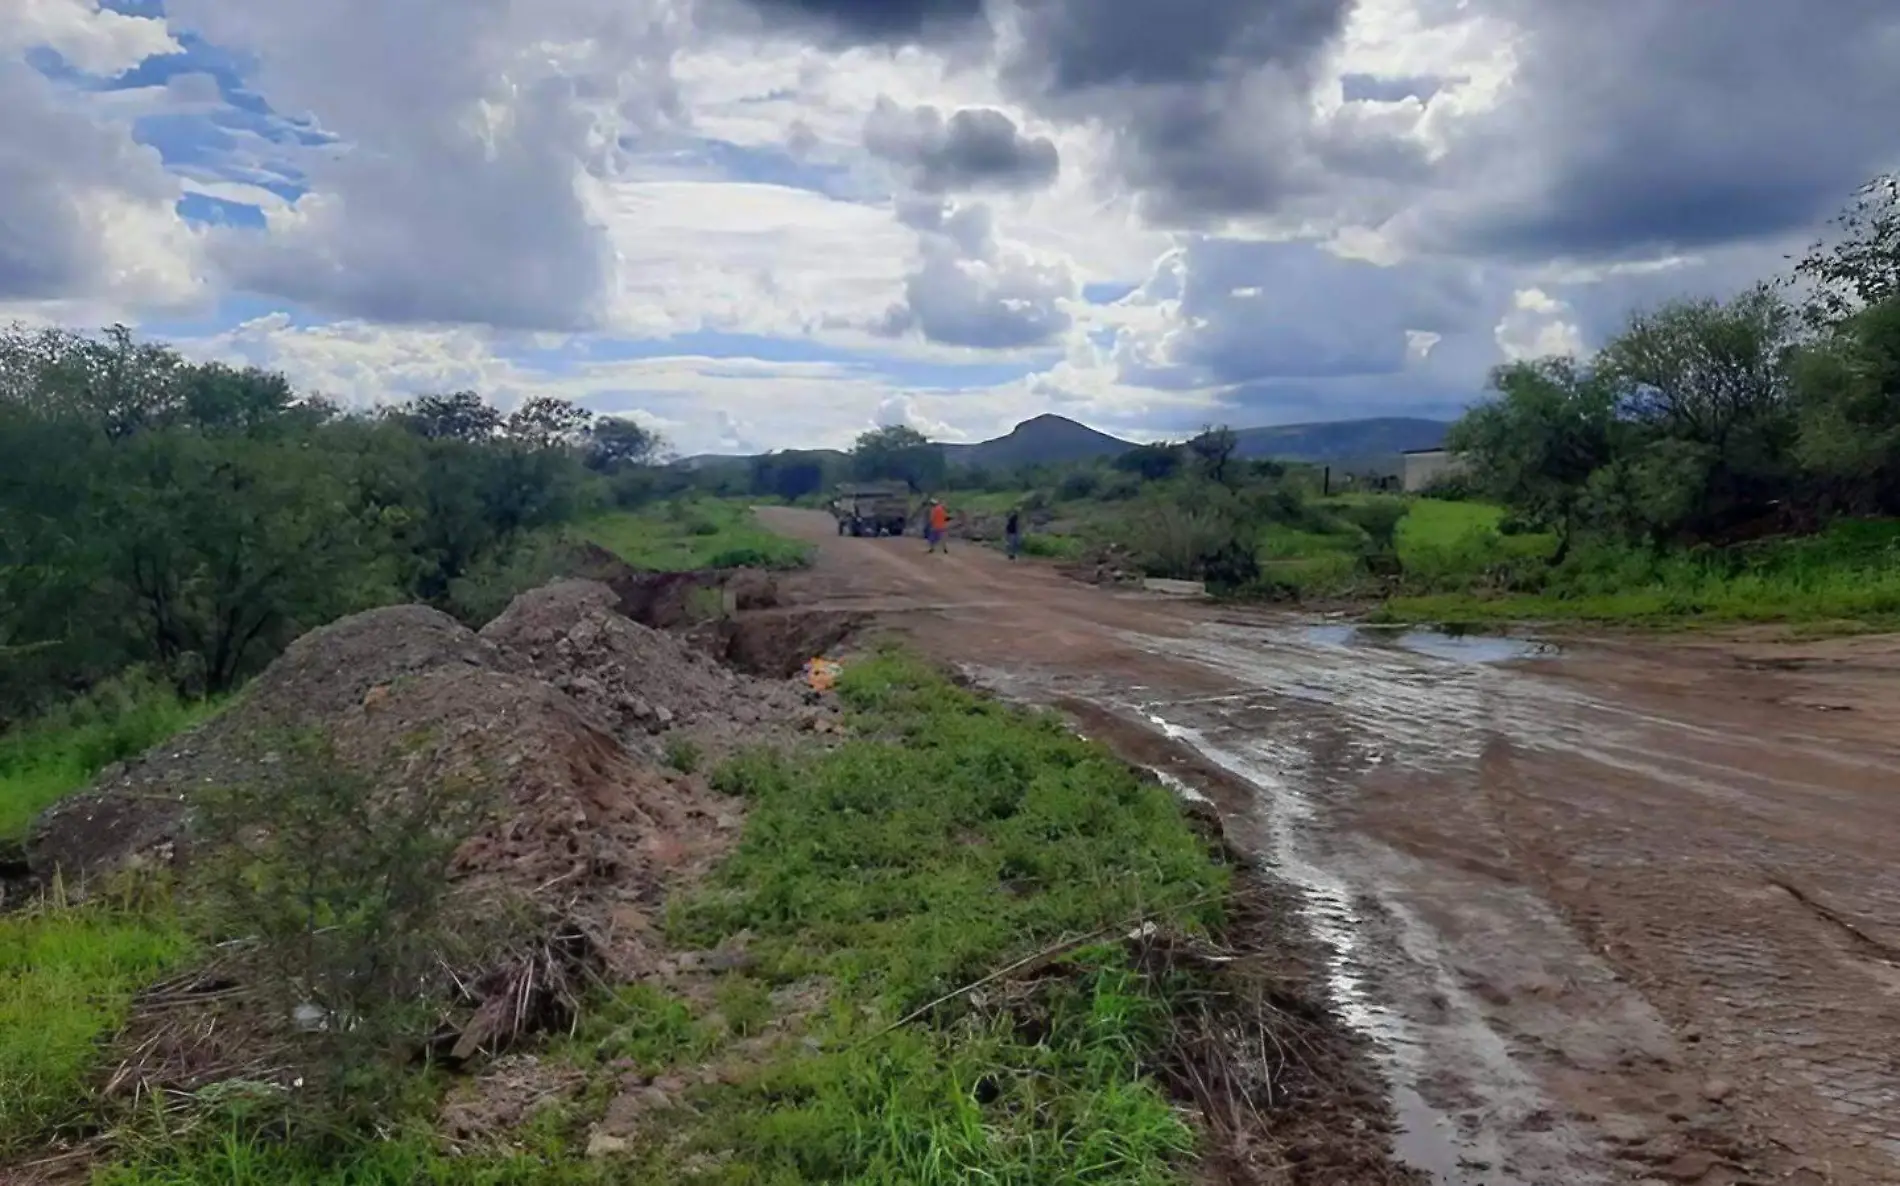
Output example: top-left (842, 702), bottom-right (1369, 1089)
top-left (30, 585), bottom-right (840, 887)
top-left (477, 580), bottom-right (839, 759)
top-left (28, 604), bottom-right (507, 884)
top-left (333, 665), bottom-right (741, 982)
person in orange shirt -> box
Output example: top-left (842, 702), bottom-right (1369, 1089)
top-left (927, 498), bottom-right (950, 553)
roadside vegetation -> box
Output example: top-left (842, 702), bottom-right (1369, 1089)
top-left (9, 652), bottom-right (1258, 1185)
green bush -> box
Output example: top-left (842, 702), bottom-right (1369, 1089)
top-left (662, 736), bottom-right (704, 774)
top-left (1056, 468), bottom-right (1101, 501)
top-left (192, 735), bottom-right (494, 1137)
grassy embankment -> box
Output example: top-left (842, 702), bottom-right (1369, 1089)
top-left (1381, 509), bottom-right (1900, 630)
top-left (575, 496), bottom-right (813, 572)
top-left (10, 652), bottom-right (1236, 1184)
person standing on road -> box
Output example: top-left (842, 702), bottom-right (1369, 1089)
top-left (1005, 507), bottom-right (1022, 560)
top-left (928, 498), bottom-right (950, 554)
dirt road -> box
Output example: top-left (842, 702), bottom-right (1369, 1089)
top-left (759, 507), bottom-right (1900, 1186)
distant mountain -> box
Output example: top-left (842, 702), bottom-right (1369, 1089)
top-left (676, 414), bottom-right (1452, 472)
top-left (940, 413), bottom-right (1450, 469)
top-left (940, 414), bottom-right (1136, 469)
top-left (1229, 417), bottom-right (1449, 462)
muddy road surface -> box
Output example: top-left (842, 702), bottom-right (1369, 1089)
top-left (758, 507), bottom-right (1900, 1186)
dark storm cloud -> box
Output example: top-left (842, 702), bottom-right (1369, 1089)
top-left (1008, 0), bottom-right (1349, 93)
top-left (999, 0), bottom-right (1366, 225)
top-left (1434, 0), bottom-right (1900, 260)
top-left (864, 99), bottom-right (1058, 192)
top-left (719, 0), bottom-right (986, 43)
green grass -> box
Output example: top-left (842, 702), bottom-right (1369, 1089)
top-left (576, 497), bottom-right (813, 572)
top-left (94, 1124), bottom-right (609, 1186)
top-left (1, 895), bottom-right (190, 1153)
top-left (0, 671), bottom-right (221, 842)
top-left (639, 651), bottom-right (1224, 1183)
top-left (1017, 532), bottom-right (1087, 560)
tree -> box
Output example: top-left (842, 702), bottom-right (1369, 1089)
top-left (504, 396), bottom-right (590, 450)
top-left (93, 430), bottom-right (385, 693)
top-left (1115, 441), bottom-right (1184, 481)
top-left (586, 415), bottom-right (662, 471)
top-left (1794, 174), bottom-right (1900, 328)
top-left (1790, 295), bottom-right (1900, 512)
top-left (851, 424), bottom-right (946, 490)
top-left (1449, 358), bottom-right (1621, 561)
top-left (0, 324), bottom-right (187, 438)
top-left (750, 451), bottom-right (831, 501)
top-left (1597, 287), bottom-right (1797, 450)
top-left (177, 362), bottom-right (296, 434)
top-left (1187, 425), bottom-right (1239, 485)
top-left (390, 391), bottom-right (503, 441)
top-left (1595, 287), bottom-right (1800, 537)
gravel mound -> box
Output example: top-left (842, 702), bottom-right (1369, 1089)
top-left (479, 580), bottom-right (835, 759)
top-left (244, 603), bottom-right (506, 725)
top-left (329, 666), bottom-right (740, 980)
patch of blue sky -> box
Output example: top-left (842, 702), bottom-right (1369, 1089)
top-left (133, 295), bottom-right (323, 341)
top-left (105, 30), bottom-right (251, 96)
top-left (134, 111), bottom-right (312, 202)
top-left (30, 20), bottom-right (327, 191)
top-left (175, 192), bottom-right (267, 229)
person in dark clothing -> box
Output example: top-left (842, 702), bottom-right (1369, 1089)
top-left (1005, 507), bottom-right (1022, 560)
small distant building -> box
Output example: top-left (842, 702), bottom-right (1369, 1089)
top-left (1401, 447), bottom-right (1466, 493)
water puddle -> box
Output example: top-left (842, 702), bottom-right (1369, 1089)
top-left (1305, 623), bottom-right (1559, 664)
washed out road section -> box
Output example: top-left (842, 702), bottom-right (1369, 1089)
top-left (756, 506), bottom-right (1900, 1186)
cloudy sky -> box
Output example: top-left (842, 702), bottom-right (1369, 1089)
top-left (7, 0), bottom-right (1899, 453)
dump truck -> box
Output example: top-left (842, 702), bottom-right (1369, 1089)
top-left (829, 483), bottom-right (910, 537)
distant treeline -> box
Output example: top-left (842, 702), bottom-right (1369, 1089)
top-left (0, 327), bottom-right (671, 722)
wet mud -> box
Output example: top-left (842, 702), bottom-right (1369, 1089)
top-left (756, 508), bottom-right (1900, 1186)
